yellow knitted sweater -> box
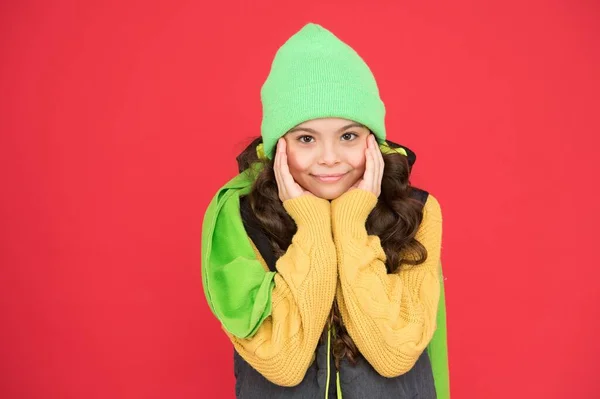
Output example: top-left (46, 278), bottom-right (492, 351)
top-left (226, 189), bottom-right (443, 386)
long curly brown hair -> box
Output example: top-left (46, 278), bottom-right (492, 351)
top-left (236, 136), bottom-right (428, 369)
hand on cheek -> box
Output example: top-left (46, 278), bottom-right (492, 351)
top-left (352, 134), bottom-right (384, 197)
top-left (273, 138), bottom-right (311, 202)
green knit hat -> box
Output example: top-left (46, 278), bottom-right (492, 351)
top-left (260, 23), bottom-right (386, 159)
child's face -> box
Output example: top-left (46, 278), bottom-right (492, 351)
top-left (283, 118), bottom-right (370, 200)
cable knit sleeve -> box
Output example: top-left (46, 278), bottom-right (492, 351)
top-left (331, 188), bottom-right (443, 378)
top-left (227, 194), bottom-right (337, 387)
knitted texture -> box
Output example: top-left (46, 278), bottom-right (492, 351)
top-left (331, 189), bottom-right (443, 378)
top-left (224, 189), bottom-right (442, 386)
top-left (228, 194), bottom-right (338, 386)
top-left (260, 23), bottom-right (386, 159)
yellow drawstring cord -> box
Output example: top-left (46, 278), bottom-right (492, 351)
top-left (328, 318), bottom-right (343, 399)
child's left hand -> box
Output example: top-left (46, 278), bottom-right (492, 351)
top-left (352, 134), bottom-right (384, 197)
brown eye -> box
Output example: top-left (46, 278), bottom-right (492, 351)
top-left (298, 135), bottom-right (314, 143)
top-left (341, 132), bottom-right (358, 141)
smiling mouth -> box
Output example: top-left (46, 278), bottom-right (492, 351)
top-left (311, 173), bottom-right (348, 183)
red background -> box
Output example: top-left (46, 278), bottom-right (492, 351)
top-left (1, 1), bottom-right (599, 398)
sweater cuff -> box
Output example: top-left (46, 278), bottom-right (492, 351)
top-left (283, 194), bottom-right (332, 238)
top-left (331, 189), bottom-right (378, 229)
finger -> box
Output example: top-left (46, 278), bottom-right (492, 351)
top-left (278, 140), bottom-right (293, 186)
top-left (367, 136), bottom-right (376, 188)
top-left (280, 139), bottom-right (298, 199)
top-left (274, 139), bottom-right (285, 199)
top-left (274, 140), bottom-right (281, 180)
top-left (369, 136), bottom-right (381, 186)
top-left (370, 149), bottom-right (377, 192)
top-left (281, 154), bottom-right (299, 197)
top-left (372, 136), bottom-right (383, 186)
top-left (280, 140), bottom-right (292, 199)
top-left (376, 142), bottom-right (384, 186)
top-left (359, 147), bottom-right (370, 191)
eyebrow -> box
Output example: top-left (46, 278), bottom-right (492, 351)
top-left (287, 122), bottom-right (366, 135)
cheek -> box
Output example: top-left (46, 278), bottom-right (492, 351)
top-left (347, 148), bottom-right (367, 173)
top-left (286, 147), bottom-right (311, 177)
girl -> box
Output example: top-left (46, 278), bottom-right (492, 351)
top-left (202, 23), bottom-right (448, 399)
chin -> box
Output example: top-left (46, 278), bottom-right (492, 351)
top-left (308, 185), bottom-right (349, 200)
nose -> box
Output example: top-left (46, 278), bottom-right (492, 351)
top-left (318, 143), bottom-right (341, 166)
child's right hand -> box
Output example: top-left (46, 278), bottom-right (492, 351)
top-left (274, 138), bottom-right (310, 202)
